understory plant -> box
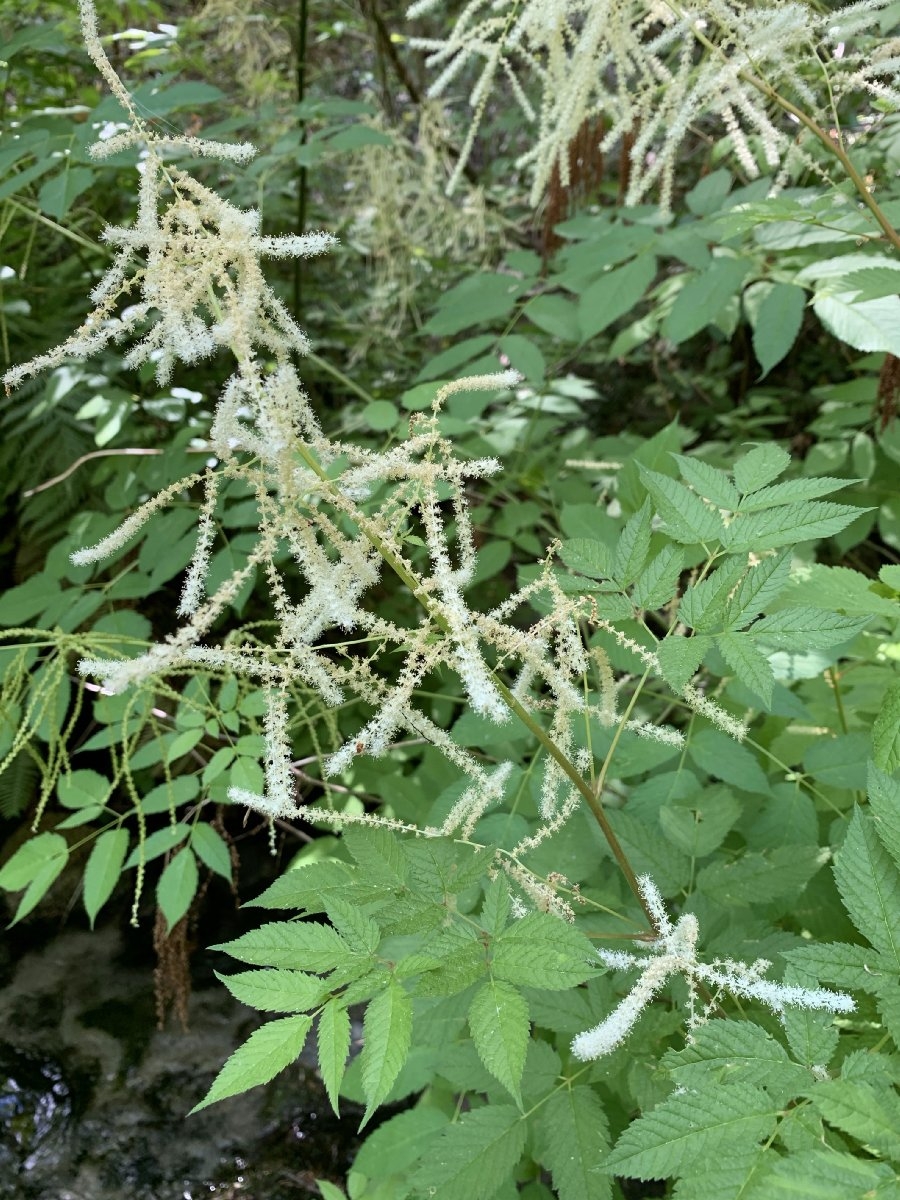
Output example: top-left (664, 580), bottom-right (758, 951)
top-left (3, 2), bottom-right (900, 1197)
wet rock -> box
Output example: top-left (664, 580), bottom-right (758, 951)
top-left (0, 923), bottom-right (362, 1199)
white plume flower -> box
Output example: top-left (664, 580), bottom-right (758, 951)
top-left (572, 875), bottom-right (854, 1061)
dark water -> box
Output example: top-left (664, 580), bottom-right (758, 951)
top-left (0, 919), bottom-right (361, 1200)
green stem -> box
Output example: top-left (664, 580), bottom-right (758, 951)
top-left (744, 70), bottom-right (900, 255)
top-left (307, 350), bottom-right (379, 405)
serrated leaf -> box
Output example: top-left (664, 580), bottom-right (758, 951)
top-left (57, 768), bottom-right (111, 809)
top-left (608, 809), bottom-right (693, 893)
top-left (410, 1105), bottom-right (527, 1200)
top-left (869, 763), bottom-right (900, 873)
top-left (783, 563), bottom-right (898, 618)
top-left (842, 264), bottom-right (900, 301)
top-left (360, 979), bottom-right (413, 1125)
top-left (83, 828), bottom-right (129, 928)
top-left (663, 1020), bottom-right (811, 1093)
top-left (808, 1080), bottom-right (900, 1160)
top-left (873, 681), bottom-right (900, 775)
top-left (716, 633), bottom-right (775, 706)
top-left (317, 998), bottom-right (351, 1114)
top-left (342, 825), bottom-right (407, 888)
top-left (673, 1147), bottom-right (775, 1200)
top-left (560, 538), bottom-right (613, 579)
top-left (539, 1086), bottom-right (611, 1200)
top-left (803, 734), bottom-right (869, 791)
top-left (659, 794), bottom-right (741, 859)
top-left (1, 832), bottom-right (70, 925)
top-left (481, 875), bottom-right (512, 936)
top-left (671, 454), bottom-right (740, 510)
top-left (469, 979), bottom-right (529, 1105)
top-left (216, 968), bottom-right (324, 1012)
top-left (681, 558), bottom-right (750, 633)
top-left (214, 920), bottom-right (350, 971)
top-left (725, 501), bottom-right (867, 552)
top-left (697, 845), bottom-right (822, 905)
top-left (782, 941), bottom-right (876, 990)
top-left (0, 832), bottom-right (69, 892)
top-left (733, 444), bottom-right (791, 494)
top-left (157, 846), bottom-right (199, 931)
top-left (742, 1148), bottom-right (891, 1200)
top-left (631, 544), bottom-right (683, 610)
top-left (411, 930), bottom-right (486, 998)
top-left (656, 635), bottom-right (708, 691)
top-left (751, 281), bottom-right (806, 377)
top-left (190, 823), bottom-right (232, 881)
top-left (326, 895), bottom-right (381, 956)
top-left (404, 839), bottom-right (495, 896)
top-left (781, 991), bottom-right (839, 1071)
top-left (834, 808), bottom-right (900, 971)
top-left (736, 476), bottom-right (857, 512)
top-left (638, 466), bottom-right (725, 544)
top-left (603, 1084), bottom-right (778, 1181)
top-left (191, 1014), bottom-right (312, 1112)
top-left (352, 1106), bottom-right (450, 1181)
top-left (748, 606), bottom-right (869, 650)
top-left (723, 550), bottom-right (793, 628)
top-left (123, 822), bottom-right (190, 869)
top-left (613, 499), bottom-right (653, 586)
top-left (492, 913), bottom-right (596, 990)
top-left (246, 861), bottom-right (353, 910)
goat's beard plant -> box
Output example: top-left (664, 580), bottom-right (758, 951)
top-left (408, 0), bottom-right (900, 214)
top-left (4, 0), bottom-right (867, 1155)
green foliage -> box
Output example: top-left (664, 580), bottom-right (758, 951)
top-left (3, 2), bottom-right (900, 1198)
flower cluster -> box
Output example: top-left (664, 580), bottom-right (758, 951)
top-left (407, 0), bottom-right (900, 210)
top-left (572, 875), bottom-right (854, 1060)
